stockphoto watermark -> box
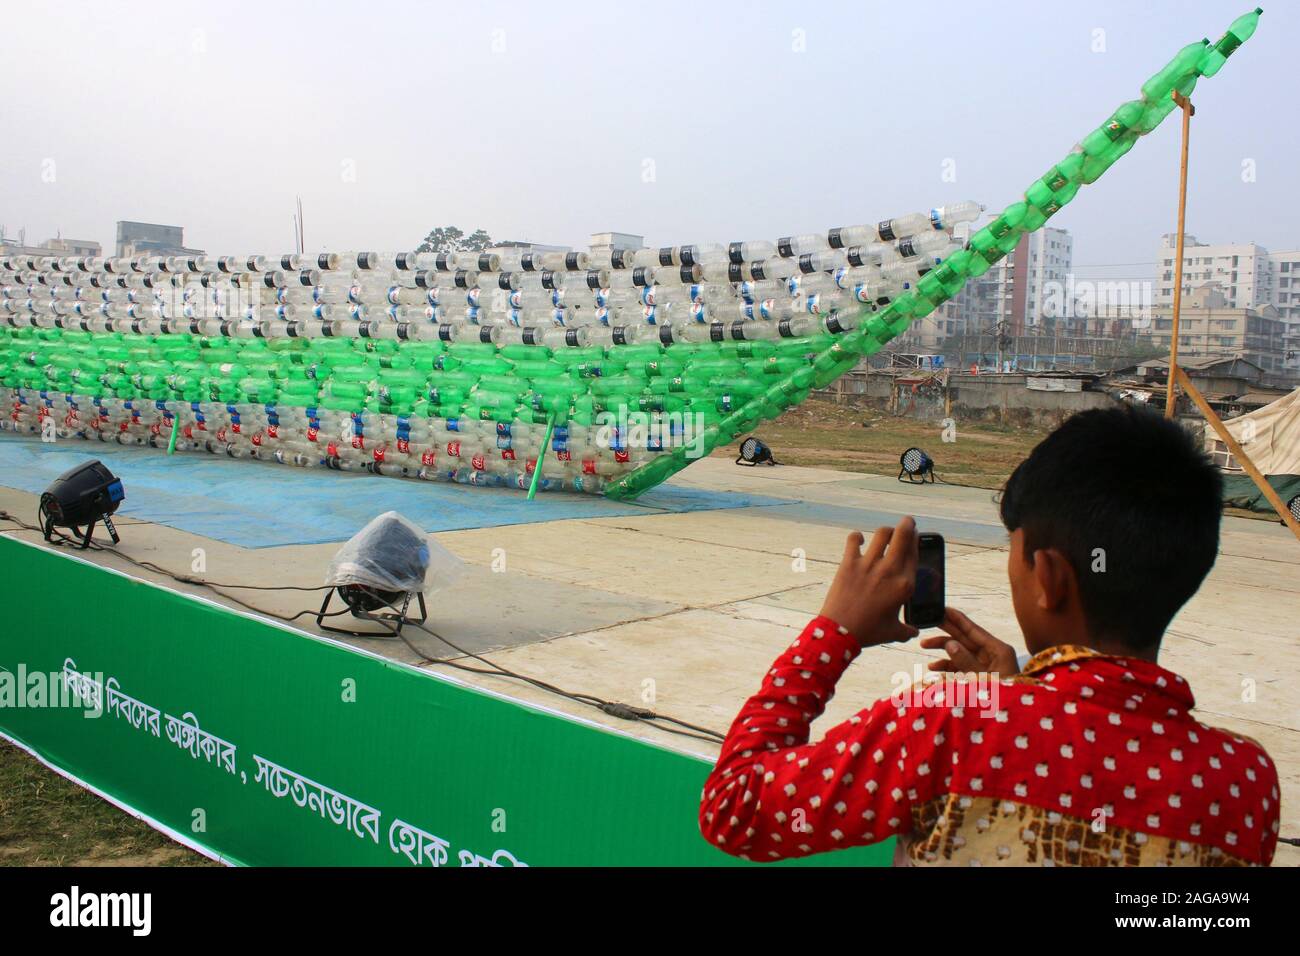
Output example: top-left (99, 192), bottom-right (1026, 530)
top-left (1035, 276), bottom-right (1155, 326)
top-left (889, 664), bottom-right (1002, 718)
top-left (593, 405), bottom-right (710, 459)
top-left (50, 886), bottom-right (151, 936)
top-left (0, 661), bottom-right (106, 716)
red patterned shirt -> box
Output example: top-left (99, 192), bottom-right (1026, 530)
top-left (700, 615), bottom-right (1279, 866)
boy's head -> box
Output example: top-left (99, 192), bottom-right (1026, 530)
top-left (999, 405), bottom-right (1222, 658)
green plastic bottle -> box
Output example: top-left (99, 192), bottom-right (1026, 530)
top-left (1201, 8), bottom-right (1262, 76)
top-left (1141, 39), bottom-right (1209, 104)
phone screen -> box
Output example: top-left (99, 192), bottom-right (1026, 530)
top-left (905, 532), bottom-right (945, 629)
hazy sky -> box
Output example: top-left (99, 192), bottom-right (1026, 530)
top-left (1, 0), bottom-right (1292, 280)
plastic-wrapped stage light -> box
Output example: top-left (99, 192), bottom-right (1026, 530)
top-left (318, 511), bottom-right (463, 638)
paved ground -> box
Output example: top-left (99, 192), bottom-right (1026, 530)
top-left (1, 454), bottom-right (1296, 865)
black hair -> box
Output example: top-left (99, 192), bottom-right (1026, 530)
top-left (999, 404), bottom-right (1222, 651)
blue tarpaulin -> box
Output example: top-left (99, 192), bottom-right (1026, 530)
top-left (0, 437), bottom-right (786, 548)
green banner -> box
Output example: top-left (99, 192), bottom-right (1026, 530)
top-left (0, 535), bottom-right (890, 867)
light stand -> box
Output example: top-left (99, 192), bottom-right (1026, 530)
top-left (38, 459), bottom-right (125, 549)
top-left (316, 585), bottom-right (428, 639)
top-left (898, 447), bottom-right (935, 484)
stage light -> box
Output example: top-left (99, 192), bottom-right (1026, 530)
top-left (898, 447), bottom-right (935, 484)
top-left (317, 511), bottom-right (435, 638)
top-left (38, 459), bottom-right (125, 548)
top-left (736, 436), bottom-right (778, 467)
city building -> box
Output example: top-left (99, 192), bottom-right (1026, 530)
top-left (895, 222), bottom-right (997, 349)
top-left (1268, 248), bottom-right (1300, 325)
top-left (115, 220), bottom-right (203, 258)
top-left (38, 237), bottom-right (102, 257)
top-left (588, 231), bottom-right (644, 253)
top-left (0, 229), bottom-right (102, 260)
top-left (898, 228), bottom-right (1074, 362)
top-left (1155, 234), bottom-right (1300, 375)
top-left (1155, 233), bottom-right (1273, 310)
top-left (899, 280), bottom-right (994, 355)
top-left (491, 239), bottom-right (568, 253)
top-left (987, 227), bottom-right (1074, 336)
top-left (1146, 282), bottom-right (1289, 376)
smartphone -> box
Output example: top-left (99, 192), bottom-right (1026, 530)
top-left (904, 532), bottom-right (945, 629)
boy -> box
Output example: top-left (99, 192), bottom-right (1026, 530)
top-left (700, 406), bottom-right (1279, 865)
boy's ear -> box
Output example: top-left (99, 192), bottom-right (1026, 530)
top-left (1031, 547), bottom-right (1077, 612)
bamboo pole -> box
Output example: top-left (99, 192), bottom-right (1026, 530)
top-left (1165, 91), bottom-right (1195, 419)
top-left (1175, 366), bottom-right (1300, 542)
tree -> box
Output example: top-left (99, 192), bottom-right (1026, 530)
top-left (462, 228), bottom-right (493, 251)
top-left (415, 226), bottom-right (494, 254)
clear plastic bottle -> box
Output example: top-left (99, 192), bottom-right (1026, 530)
top-left (507, 287), bottom-right (562, 310)
top-left (605, 265), bottom-right (657, 289)
top-left (427, 251), bottom-right (462, 272)
top-left (787, 272), bottom-right (841, 296)
top-left (792, 250), bottom-right (847, 274)
top-left (890, 230), bottom-right (951, 261)
top-left (535, 250), bottom-right (588, 272)
top-left (629, 246), bottom-right (679, 268)
top-left (873, 212), bottom-right (933, 242)
top-left (775, 233), bottom-right (830, 257)
top-left (930, 201), bottom-right (984, 229)
top-left (354, 252), bottom-right (410, 271)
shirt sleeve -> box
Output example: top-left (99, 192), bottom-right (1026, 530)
top-left (698, 615), bottom-right (950, 862)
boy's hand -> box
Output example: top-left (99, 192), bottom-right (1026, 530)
top-left (920, 608), bottom-right (1020, 676)
top-left (819, 517), bottom-right (920, 648)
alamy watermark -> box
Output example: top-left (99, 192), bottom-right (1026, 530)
top-left (1034, 275), bottom-right (1154, 327)
top-left (593, 405), bottom-right (709, 460)
top-left (0, 663), bottom-right (104, 716)
top-left (889, 664), bottom-right (1002, 718)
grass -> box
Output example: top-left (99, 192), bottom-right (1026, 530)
top-left (0, 738), bottom-right (215, 866)
top-left (714, 398), bottom-right (1051, 490)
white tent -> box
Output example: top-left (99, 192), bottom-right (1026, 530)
top-left (1208, 387), bottom-right (1300, 476)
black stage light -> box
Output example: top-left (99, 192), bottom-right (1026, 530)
top-left (898, 447), bottom-right (936, 484)
top-left (736, 436), bottom-right (779, 467)
top-left (317, 512), bottom-right (431, 638)
top-left (38, 459), bottom-right (125, 548)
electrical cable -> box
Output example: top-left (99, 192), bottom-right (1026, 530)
top-left (0, 510), bottom-right (357, 624)
top-left (931, 470), bottom-right (1003, 493)
top-left (365, 595), bottom-right (726, 743)
top-left (0, 509), bottom-right (728, 745)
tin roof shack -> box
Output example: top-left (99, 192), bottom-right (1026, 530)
top-left (1105, 354), bottom-right (1273, 418)
top-left (1134, 354), bottom-right (1266, 395)
top-left (817, 367), bottom-right (1111, 425)
top-left (1105, 355), bottom-right (1293, 469)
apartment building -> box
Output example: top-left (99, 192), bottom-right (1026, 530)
top-left (1155, 234), bottom-right (1300, 375)
top-left (1148, 283), bottom-right (1288, 376)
